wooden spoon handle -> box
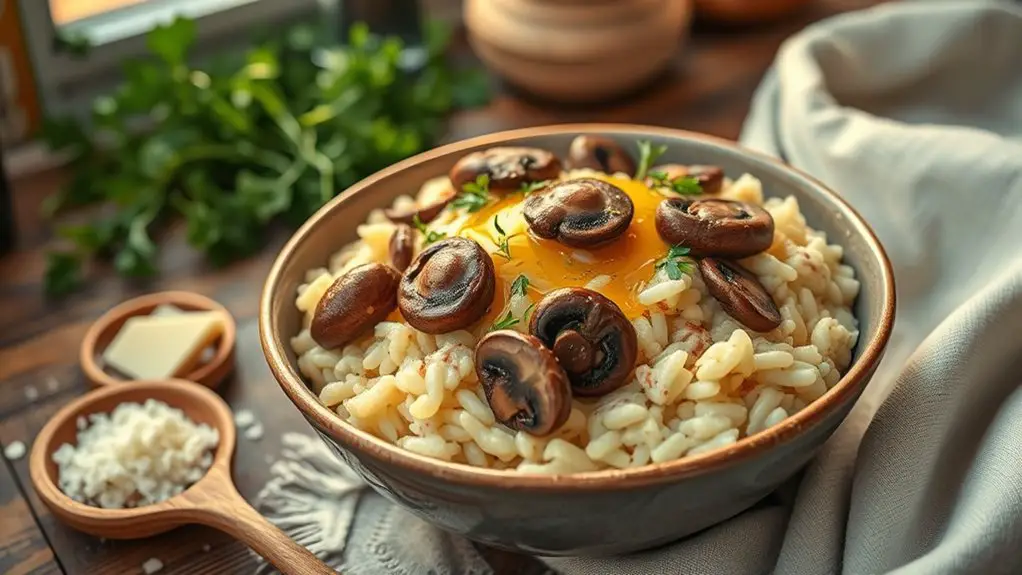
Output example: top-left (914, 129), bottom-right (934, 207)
top-left (188, 471), bottom-right (338, 575)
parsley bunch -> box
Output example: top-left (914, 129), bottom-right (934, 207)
top-left (41, 17), bottom-right (489, 295)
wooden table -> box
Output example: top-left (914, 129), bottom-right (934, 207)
top-left (0, 2), bottom-right (882, 573)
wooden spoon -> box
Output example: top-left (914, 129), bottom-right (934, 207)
top-left (29, 380), bottom-right (337, 575)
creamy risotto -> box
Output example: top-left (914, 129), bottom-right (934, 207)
top-left (290, 136), bottom-right (860, 474)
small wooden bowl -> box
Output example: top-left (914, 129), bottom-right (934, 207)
top-left (465, 0), bottom-right (692, 103)
top-left (29, 380), bottom-right (336, 575)
top-left (80, 291), bottom-right (237, 389)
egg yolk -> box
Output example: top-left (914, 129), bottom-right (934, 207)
top-left (451, 174), bottom-right (671, 326)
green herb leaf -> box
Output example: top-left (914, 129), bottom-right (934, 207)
top-left (146, 17), bottom-right (196, 65)
top-left (510, 274), bottom-right (530, 297)
top-left (453, 174), bottom-right (491, 213)
top-left (648, 171), bottom-right (702, 196)
top-left (492, 215), bottom-right (514, 260)
top-left (518, 180), bottom-right (550, 195)
top-left (635, 140), bottom-right (668, 180)
top-left (654, 244), bottom-right (693, 281)
top-left (412, 214), bottom-right (447, 245)
top-left (45, 251), bottom-right (84, 297)
top-left (490, 310), bottom-right (520, 331)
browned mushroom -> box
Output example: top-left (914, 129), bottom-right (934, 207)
top-left (311, 263), bottom-right (402, 349)
top-left (449, 147), bottom-right (562, 193)
top-left (656, 198), bottom-right (774, 258)
top-left (699, 257), bottom-right (781, 333)
top-left (522, 178), bottom-right (634, 248)
top-left (647, 164), bottom-right (725, 195)
top-left (384, 192), bottom-right (455, 225)
top-left (398, 237), bottom-right (496, 334)
top-left (388, 224), bottom-right (414, 272)
top-left (529, 288), bottom-right (638, 397)
top-left (565, 135), bottom-right (636, 175)
top-left (474, 330), bottom-right (572, 436)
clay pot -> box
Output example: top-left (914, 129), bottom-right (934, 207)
top-left (464, 0), bottom-right (692, 103)
top-left (694, 0), bottom-right (814, 25)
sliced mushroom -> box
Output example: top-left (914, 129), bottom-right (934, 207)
top-left (522, 178), bottom-right (634, 248)
top-left (565, 135), bottom-right (636, 175)
top-left (656, 198), bottom-right (774, 258)
top-left (311, 263), bottom-right (402, 349)
top-left (647, 164), bottom-right (725, 195)
top-left (699, 257), bottom-right (782, 333)
top-left (388, 224), bottom-right (414, 272)
top-left (529, 288), bottom-right (638, 397)
top-left (449, 147), bottom-right (562, 193)
top-left (398, 237), bottom-right (496, 334)
top-left (475, 330), bottom-right (572, 436)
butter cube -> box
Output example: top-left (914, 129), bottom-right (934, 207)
top-left (102, 312), bottom-right (226, 380)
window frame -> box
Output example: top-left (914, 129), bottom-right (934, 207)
top-left (18, 0), bottom-right (321, 114)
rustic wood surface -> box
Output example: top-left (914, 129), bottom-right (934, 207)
top-left (1, 2), bottom-right (882, 573)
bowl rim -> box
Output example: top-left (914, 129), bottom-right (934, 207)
top-left (259, 123), bottom-right (896, 490)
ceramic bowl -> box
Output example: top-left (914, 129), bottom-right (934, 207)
top-left (464, 0), bottom-right (692, 103)
top-left (259, 124), bottom-right (895, 556)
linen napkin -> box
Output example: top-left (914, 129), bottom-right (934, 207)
top-left (254, 1), bottom-right (1022, 573)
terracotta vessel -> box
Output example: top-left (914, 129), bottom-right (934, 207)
top-left (259, 124), bottom-right (896, 556)
top-left (695, 0), bottom-right (815, 25)
top-left (464, 0), bottom-right (692, 103)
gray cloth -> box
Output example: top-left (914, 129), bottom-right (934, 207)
top-left (255, 2), bottom-right (1022, 573)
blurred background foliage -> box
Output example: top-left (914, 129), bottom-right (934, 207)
top-left (41, 16), bottom-right (489, 295)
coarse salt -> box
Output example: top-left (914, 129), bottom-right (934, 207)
top-left (233, 409), bottom-right (256, 428)
top-left (4, 441), bottom-right (26, 460)
top-left (142, 557), bottom-right (164, 574)
top-left (244, 422), bottom-right (264, 441)
top-left (52, 399), bottom-right (218, 509)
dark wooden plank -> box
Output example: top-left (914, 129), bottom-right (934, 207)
top-left (0, 3), bottom-right (885, 573)
top-left (0, 456), bottom-right (61, 575)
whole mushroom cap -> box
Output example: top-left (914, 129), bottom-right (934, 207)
top-left (384, 193), bottom-right (454, 225)
top-left (398, 237), bottom-right (496, 334)
top-left (647, 164), bottom-right (725, 195)
top-left (522, 178), bottom-right (635, 248)
top-left (529, 287), bottom-right (638, 397)
top-left (565, 135), bottom-right (636, 176)
top-left (311, 263), bottom-right (402, 349)
top-left (449, 147), bottom-right (562, 193)
top-left (656, 198), bottom-right (774, 258)
top-left (475, 330), bottom-right (572, 436)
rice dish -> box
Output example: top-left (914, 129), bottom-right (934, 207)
top-left (289, 137), bottom-right (860, 474)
